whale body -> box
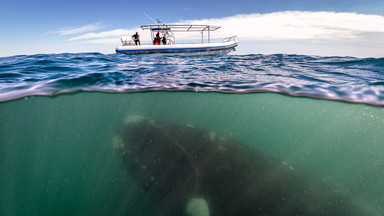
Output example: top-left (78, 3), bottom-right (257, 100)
top-left (114, 116), bottom-right (366, 216)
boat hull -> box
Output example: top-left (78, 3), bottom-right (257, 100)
top-left (115, 41), bottom-right (238, 56)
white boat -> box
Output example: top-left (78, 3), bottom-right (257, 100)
top-left (116, 24), bottom-right (238, 56)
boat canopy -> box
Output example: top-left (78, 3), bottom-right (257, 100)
top-left (140, 24), bottom-right (221, 43)
top-left (140, 24), bottom-right (221, 32)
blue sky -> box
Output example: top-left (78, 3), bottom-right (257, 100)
top-left (1, 0), bottom-right (384, 57)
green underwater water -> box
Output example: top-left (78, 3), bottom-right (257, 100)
top-left (1, 91), bottom-right (384, 215)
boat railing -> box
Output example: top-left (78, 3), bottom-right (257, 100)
top-left (222, 36), bottom-right (237, 43)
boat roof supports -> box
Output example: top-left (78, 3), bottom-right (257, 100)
top-left (141, 24), bottom-right (220, 44)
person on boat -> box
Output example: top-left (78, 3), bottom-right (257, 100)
top-left (132, 32), bottom-right (140, 45)
top-left (162, 35), bottom-right (167, 45)
top-left (153, 32), bottom-right (161, 45)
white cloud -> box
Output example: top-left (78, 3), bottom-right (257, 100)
top-left (75, 37), bottom-right (123, 44)
top-left (53, 22), bottom-right (103, 36)
top-left (179, 11), bottom-right (384, 41)
top-left (70, 11), bottom-right (384, 43)
top-left (50, 11), bottom-right (384, 57)
top-left (68, 29), bottom-right (132, 41)
top-left (66, 27), bottom-right (153, 45)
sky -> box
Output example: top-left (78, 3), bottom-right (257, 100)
top-left (1, 0), bottom-right (384, 57)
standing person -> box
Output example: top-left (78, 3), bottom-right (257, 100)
top-left (153, 32), bottom-right (161, 45)
top-left (132, 32), bottom-right (140, 45)
top-left (162, 35), bottom-right (167, 45)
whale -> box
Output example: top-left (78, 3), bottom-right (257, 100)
top-left (114, 115), bottom-right (367, 216)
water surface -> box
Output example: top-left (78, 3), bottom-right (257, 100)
top-left (1, 53), bottom-right (384, 215)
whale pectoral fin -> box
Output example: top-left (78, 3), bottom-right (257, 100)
top-left (186, 198), bottom-right (209, 216)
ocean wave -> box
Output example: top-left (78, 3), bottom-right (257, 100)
top-left (1, 53), bottom-right (384, 105)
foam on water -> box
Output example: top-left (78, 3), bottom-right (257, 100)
top-left (1, 53), bottom-right (384, 105)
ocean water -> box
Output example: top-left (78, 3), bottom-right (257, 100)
top-left (1, 53), bottom-right (384, 215)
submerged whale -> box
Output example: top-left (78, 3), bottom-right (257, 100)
top-left (114, 115), bottom-right (366, 216)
